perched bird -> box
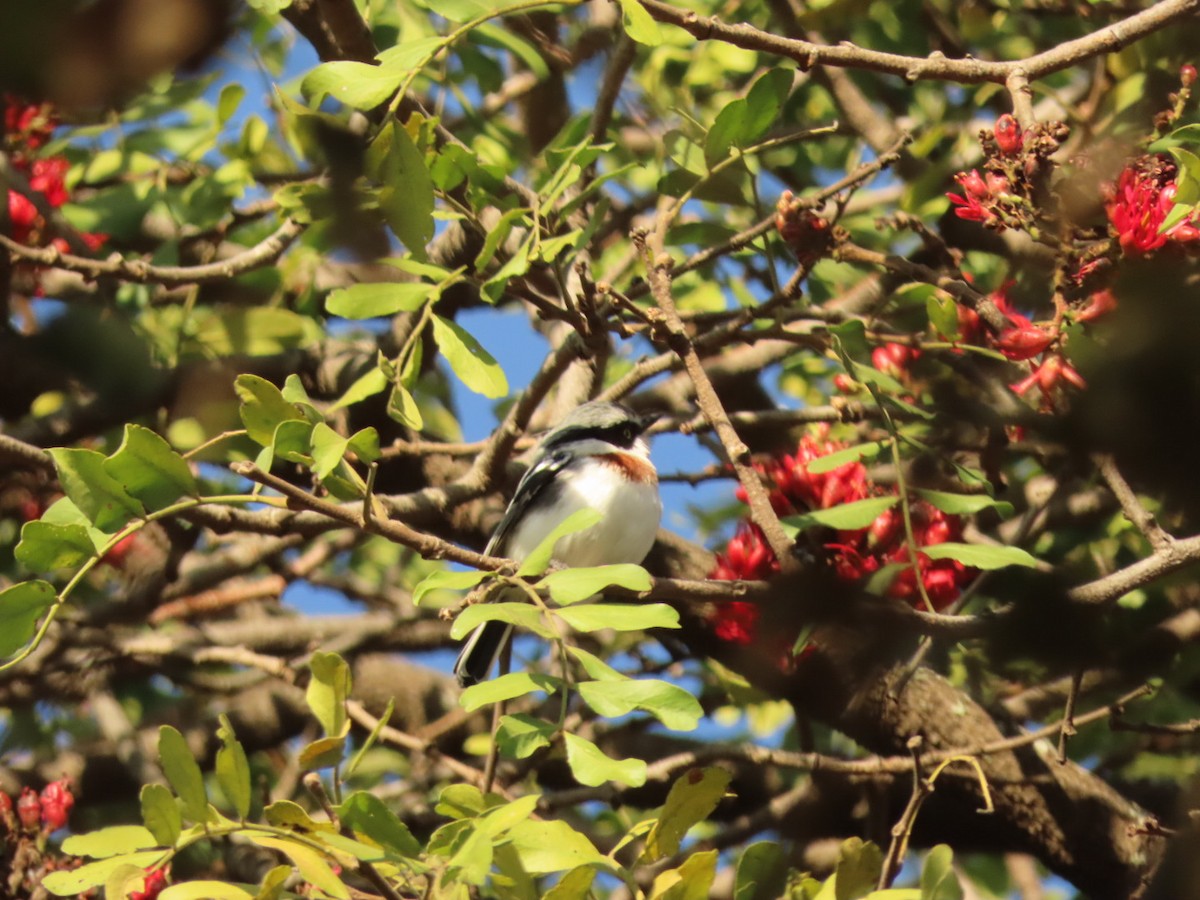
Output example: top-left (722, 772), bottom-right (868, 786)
top-left (453, 400), bottom-right (662, 687)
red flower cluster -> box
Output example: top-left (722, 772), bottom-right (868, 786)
top-left (130, 867), bottom-right (169, 900)
top-left (3, 95), bottom-right (105, 264)
top-left (4, 779), bottom-right (75, 834)
top-left (707, 430), bottom-right (977, 648)
top-left (1104, 155), bottom-right (1200, 255)
top-left (775, 190), bottom-right (835, 265)
top-left (946, 168), bottom-right (1012, 225)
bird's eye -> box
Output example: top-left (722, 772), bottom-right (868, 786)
top-left (622, 425), bottom-right (635, 444)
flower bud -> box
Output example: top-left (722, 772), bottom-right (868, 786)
top-left (1183, 64), bottom-right (1197, 87)
top-left (955, 169), bottom-right (990, 200)
top-left (994, 114), bottom-right (1024, 155)
top-left (40, 780), bottom-right (74, 831)
top-left (995, 323), bottom-right (1054, 360)
top-left (16, 787), bottom-right (40, 831)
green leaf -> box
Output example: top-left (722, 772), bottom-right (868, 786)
top-left (307, 651), bottom-right (351, 738)
top-left (160, 883), bottom-right (256, 900)
top-left (834, 837), bottom-right (883, 900)
top-left (445, 825), bottom-right (494, 885)
top-left (478, 794), bottom-right (540, 838)
top-left (48, 448), bottom-right (144, 532)
top-left (426, 0), bottom-right (548, 21)
top-left (651, 849), bottom-right (717, 900)
top-left (387, 383), bottom-right (424, 428)
top-left (925, 291), bottom-right (959, 339)
top-left (62, 825), bottom-right (159, 858)
top-left (460, 672), bottom-right (561, 711)
top-left (614, 0), bottom-right (662, 45)
top-left (473, 23), bottom-right (550, 80)
top-left (374, 122), bottom-right (436, 260)
top-left (347, 427), bottom-right (381, 463)
top-left (741, 69), bottom-right (793, 145)
top-left (556, 602), bottom-right (681, 633)
top-left (264, 799), bottom-right (336, 833)
top-left (563, 733), bottom-right (647, 787)
top-left (15, 521), bottom-right (95, 571)
top-left (310, 423), bottom-right (349, 481)
top-left (507, 819), bottom-right (606, 873)
top-left (326, 282), bottom-right (433, 319)
top-left (496, 713), bottom-right (556, 759)
top-left (141, 783), bottom-right (181, 847)
top-left (339, 791), bottom-right (421, 857)
top-left (577, 678), bottom-right (702, 731)
top-left (436, 783), bottom-right (486, 819)
top-left (217, 82), bottom-right (245, 124)
top-left (565, 646), bottom-right (624, 681)
top-left (643, 768), bottom-right (732, 862)
top-left (921, 542), bottom-right (1038, 569)
top-left (41, 851), bottom-right (166, 895)
top-left (106, 864), bottom-right (153, 900)
top-left (249, 835), bottom-right (349, 900)
top-left (234, 374), bottom-right (303, 447)
top-left (919, 845), bottom-right (963, 900)
top-left (537, 564), bottom-right (652, 605)
top-left (0, 580), bottom-right (56, 658)
top-left (330, 366), bottom-right (389, 411)
top-left (734, 841), bottom-right (789, 900)
top-left (913, 489), bottom-right (1013, 517)
top-left (299, 735), bottom-right (347, 770)
top-left (158, 726), bottom-right (209, 824)
top-left (804, 441), bottom-right (886, 474)
top-left (413, 568), bottom-right (490, 605)
top-left (431, 314), bottom-right (509, 399)
top-left (544, 866), bottom-right (598, 900)
top-left (272, 418), bottom-right (315, 464)
top-left (215, 714), bottom-right (252, 819)
top-left (104, 425), bottom-right (197, 510)
top-left (782, 496), bottom-right (900, 533)
top-left (517, 508), bottom-right (602, 576)
top-left (451, 601), bottom-right (553, 640)
top-left (302, 60), bottom-right (403, 110)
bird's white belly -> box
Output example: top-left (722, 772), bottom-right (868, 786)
top-left (507, 463), bottom-right (661, 567)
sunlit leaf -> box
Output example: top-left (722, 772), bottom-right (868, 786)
top-left (563, 733), bottom-right (646, 787)
top-left (537, 564), bottom-right (652, 605)
top-left (48, 448), bottom-right (144, 532)
top-left (643, 768), bottom-right (732, 862)
top-left (577, 678), bottom-right (702, 731)
top-left (431, 314), bottom-right (509, 398)
top-left (104, 424), bottom-right (197, 510)
top-left (921, 542), bottom-right (1038, 569)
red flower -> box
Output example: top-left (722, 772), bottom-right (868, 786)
top-left (947, 169), bottom-right (1001, 223)
top-left (1075, 289), bottom-right (1118, 323)
top-left (994, 114), bottom-right (1024, 155)
top-left (1105, 156), bottom-right (1200, 254)
top-left (39, 779), bottom-right (74, 831)
top-left (710, 601), bottom-right (760, 645)
top-left (995, 321), bottom-right (1054, 360)
top-left (28, 157), bottom-right (69, 208)
top-left (130, 868), bottom-right (169, 900)
top-left (16, 787), bottom-right (40, 831)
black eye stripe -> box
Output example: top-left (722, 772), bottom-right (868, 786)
top-left (542, 421), bottom-right (640, 450)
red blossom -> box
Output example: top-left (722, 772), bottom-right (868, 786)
top-left (995, 321), bottom-right (1055, 360)
top-left (947, 169), bottom-right (1005, 223)
top-left (1182, 64), bottom-right (1197, 87)
top-left (1075, 289), bottom-right (1118, 323)
top-left (994, 114), bottom-right (1024, 155)
top-left (16, 787), bottom-right (40, 832)
top-left (39, 779), bottom-right (74, 831)
top-left (1105, 156), bottom-right (1200, 254)
top-left (130, 867), bottom-right (169, 900)
top-left (710, 601), bottom-right (760, 645)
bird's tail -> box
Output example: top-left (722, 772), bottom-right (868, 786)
top-left (454, 620), bottom-right (513, 687)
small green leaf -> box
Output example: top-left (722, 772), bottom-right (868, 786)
top-left (563, 733), bottom-right (646, 787)
top-left (925, 291), bottom-right (959, 339)
top-left (643, 768), bottom-right (732, 862)
top-left (302, 60), bottom-right (403, 110)
top-left (459, 672), bottom-right (561, 711)
top-left (387, 383), bottom-right (424, 428)
top-left (734, 841), bottom-right (788, 900)
top-left (921, 542), bottom-right (1038, 569)
top-left (48, 448), bottom-right (144, 532)
top-left (804, 441), bottom-right (886, 475)
top-left (833, 836), bottom-right (883, 900)
top-left (339, 791), bottom-right (421, 857)
top-left (299, 735), bottom-right (347, 769)
top-left (436, 783), bottom-right (486, 819)
top-left (478, 794), bottom-right (540, 838)
top-left (537, 564), bottom-right (652, 605)
top-left (159, 883), bottom-right (256, 900)
top-left (920, 845), bottom-right (963, 900)
top-left (566, 646), bottom-right (624, 682)
top-left (0, 580), bottom-right (56, 658)
top-left (556, 602), bottom-right (680, 633)
top-left (412, 568), bottom-right (490, 605)
top-left (41, 851), bottom-right (166, 895)
top-left (614, 0), bottom-right (662, 44)
top-left (158, 726), bottom-right (208, 824)
top-left (249, 835), bottom-right (349, 900)
top-left (577, 678), bottom-right (702, 731)
top-left (215, 714), bottom-right (252, 819)
top-left (544, 866), bottom-right (597, 900)
top-left (104, 425), bottom-right (197, 510)
top-left (310, 423), bottom-right (349, 481)
top-left (507, 819), bottom-right (606, 873)
top-left (141, 783), bottom-right (181, 847)
top-left (450, 601), bottom-right (553, 640)
top-left (517, 508), bottom-right (602, 576)
top-left (651, 848), bottom-right (717, 900)
top-left (264, 799), bottom-right (336, 833)
top-left (234, 374), bottom-right (303, 447)
top-left (496, 713), bottom-right (556, 759)
top-left (62, 825), bottom-right (159, 858)
top-left (326, 282), bottom-right (433, 319)
top-left (431, 314), bottom-right (509, 399)
top-left (307, 651), bottom-right (351, 738)
top-left (740, 68), bottom-right (793, 145)
top-left (913, 489), bottom-right (1013, 517)
top-left (782, 496), bottom-right (900, 533)
top-left (15, 521), bottom-right (95, 571)
top-left (330, 366), bottom-right (389, 411)
top-left (347, 427), bottom-right (381, 463)
top-left (374, 122), bottom-right (436, 260)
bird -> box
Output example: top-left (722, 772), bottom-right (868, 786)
top-left (453, 400), bottom-right (663, 687)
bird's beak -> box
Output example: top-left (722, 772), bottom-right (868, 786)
top-left (636, 411), bottom-right (662, 434)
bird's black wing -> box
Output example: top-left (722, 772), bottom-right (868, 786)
top-left (484, 449), bottom-right (572, 557)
